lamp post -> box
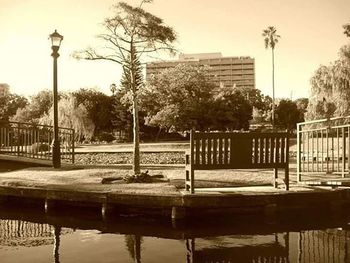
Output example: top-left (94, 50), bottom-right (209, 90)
top-left (49, 30), bottom-right (63, 168)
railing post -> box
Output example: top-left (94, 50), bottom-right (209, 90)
top-left (342, 127), bottom-right (346, 178)
top-left (17, 123), bottom-right (20, 156)
top-left (0, 125), bottom-right (3, 154)
top-left (190, 130), bottom-right (194, 194)
top-left (72, 129), bottom-right (75, 164)
top-left (297, 126), bottom-right (300, 181)
top-left (326, 127), bottom-right (330, 174)
top-left (285, 134), bottom-right (290, 190)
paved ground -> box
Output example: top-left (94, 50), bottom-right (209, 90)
top-left (0, 138), bottom-right (342, 197)
top-left (0, 159), bottom-right (323, 196)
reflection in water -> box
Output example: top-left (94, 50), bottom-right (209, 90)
top-left (1, 217), bottom-right (350, 262)
top-left (299, 229), bottom-right (349, 263)
top-left (0, 219), bottom-right (54, 247)
top-left (125, 235), bottom-right (142, 263)
top-left (186, 233), bottom-right (290, 263)
top-left (0, 219), bottom-right (71, 263)
top-left (53, 226), bottom-right (61, 263)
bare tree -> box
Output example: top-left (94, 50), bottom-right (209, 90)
top-left (73, 0), bottom-right (176, 175)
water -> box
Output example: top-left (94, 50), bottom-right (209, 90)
top-left (1, 205), bottom-right (350, 263)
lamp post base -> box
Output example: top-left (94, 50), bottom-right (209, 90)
top-left (52, 139), bottom-right (61, 168)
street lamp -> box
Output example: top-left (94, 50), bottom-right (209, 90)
top-left (49, 30), bottom-right (63, 168)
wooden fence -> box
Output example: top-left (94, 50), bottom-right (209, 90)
top-left (185, 131), bottom-right (290, 193)
top-left (0, 121), bottom-right (75, 163)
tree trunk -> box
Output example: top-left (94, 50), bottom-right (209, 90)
top-left (155, 127), bottom-right (162, 142)
top-left (132, 92), bottom-right (141, 175)
top-left (272, 48), bottom-right (275, 129)
top-left (130, 43), bottom-right (141, 175)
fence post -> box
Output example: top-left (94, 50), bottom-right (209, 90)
top-left (72, 129), bottom-right (75, 164)
top-left (190, 130), bottom-right (195, 194)
top-left (0, 126), bottom-right (3, 154)
top-left (342, 127), bottom-right (346, 178)
top-left (297, 123), bottom-right (301, 182)
top-left (17, 123), bottom-right (20, 156)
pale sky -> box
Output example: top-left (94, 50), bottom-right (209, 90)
top-left (0, 0), bottom-right (349, 99)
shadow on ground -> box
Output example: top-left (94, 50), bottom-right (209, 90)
top-left (170, 179), bottom-right (271, 189)
top-left (0, 160), bottom-right (40, 173)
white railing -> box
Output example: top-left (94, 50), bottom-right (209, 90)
top-left (297, 116), bottom-right (350, 181)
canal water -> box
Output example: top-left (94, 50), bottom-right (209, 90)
top-left (1, 204), bottom-right (350, 263)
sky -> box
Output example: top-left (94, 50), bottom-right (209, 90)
top-left (0, 0), bottom-right (349, 99)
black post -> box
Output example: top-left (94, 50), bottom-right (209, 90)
top-left (52, 46), bottom-right (61, 168)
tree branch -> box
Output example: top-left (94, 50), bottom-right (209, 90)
top-left (73, 48), bottom-right (123, 65)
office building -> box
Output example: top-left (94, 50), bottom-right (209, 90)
top-left (0, 84), bottom-right (10, 97)
top-left (146, 53), bottom-right (255, 89)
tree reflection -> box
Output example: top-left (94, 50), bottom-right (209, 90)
top-left (53, 226), bottom-right (61, 263)
top-left (125, 235), bottom-right (142, 263)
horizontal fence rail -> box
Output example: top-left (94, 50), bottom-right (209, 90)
top-left (297, 116), bottom-right (350, 182)
top-left (0, 121), bottom-right (75, 164)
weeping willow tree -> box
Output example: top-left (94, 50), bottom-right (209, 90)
top-left (73, 0), bottom-right (176, 175)
top-left (306, 44), bottom-right (350, 120)
top-left (39, 95), bottom-right (95, 142)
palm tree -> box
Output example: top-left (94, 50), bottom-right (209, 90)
top-left (262, 26), bottom-right (281, 129)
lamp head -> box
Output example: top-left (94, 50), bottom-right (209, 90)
top-left (49, 30), bottom-right (63, 54)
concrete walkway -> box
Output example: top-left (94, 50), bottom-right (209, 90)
top-left (1, 160), bottom-right (350, 221)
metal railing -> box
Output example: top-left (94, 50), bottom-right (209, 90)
top-left (0, 219), bottom-right (73, 248)
top-left (0, 121), bottom-right (75, 164)
top-left (0, 219), bottom-right (53, 240)
top-left (297, 116), bottom-right (350, 181)
top-left (298, 229), bottom-right (349, 263)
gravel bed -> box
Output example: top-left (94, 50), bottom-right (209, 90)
top-left (75, 152), bottom-right (296, 166)
top-left (75, 152), bottom-right (185, 165)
